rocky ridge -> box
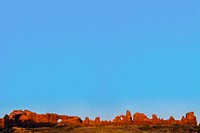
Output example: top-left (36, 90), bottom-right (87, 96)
top-left (0, 110), bottom-right (197, 129)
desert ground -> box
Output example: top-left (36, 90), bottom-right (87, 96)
top-left (1, 125), bottom-right (199, 133)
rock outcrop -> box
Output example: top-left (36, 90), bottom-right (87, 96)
top-left (82, 117), bottom-right (89, 126)
top-left (0, 110), bottom-right (198, 129)
top-left (126, 110), bottom-right (132, 123)
top-left (180, 112), bottom-right (197, 125)
top-left (112, 110), bottom-right (133, 125)
top-left (3, 110), bottom-right (81, 128)
top-left (0, 118), bottom-right (4, 128)
top-left (151, 114), bottom-right (163, 125)
top-left (133, 112), bottom-right (151, 125)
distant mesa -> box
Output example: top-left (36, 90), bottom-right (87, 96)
top-left (0, 109), bottom-right (198, 129)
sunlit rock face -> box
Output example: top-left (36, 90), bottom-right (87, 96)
top-left (133, 112), bottom-right (151, 125)
top-left (82, 117), bottom-right (89, 126)
top-left (126, 110), bottom-right (132, 123)
top-left (3, 110), bottom-right (81, 128)
top-left (0, 110), bottom-right (198, 129)
top-left (180, 112), bottom-right (197, 125)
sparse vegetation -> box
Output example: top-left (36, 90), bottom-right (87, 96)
top-left (138, 125), bottom-right (152, 131)
top-left (6, 125), bottom-right (199, 133)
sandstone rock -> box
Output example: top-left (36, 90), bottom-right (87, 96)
top-left (59, 116), bottom-right (81, 125)
top-left (82, 117), bottom-right (89, 126)
top-left (88, 117), bottom-right (101, 126)
top-left (9, 110), bottom-right (24, 119)
top-left (4, 110), bottom-right (82, 127)
top-left (0, 118), bottom-right (4, 128)
top-left (120, 115), bottom-right (126, 122)
top-left (101, 120), bottom-right (112, 126)
top-left (4, 114), bottom-right (10, 128)
top-left (0, 109), bottom-right (198, 128)
top-left (152, 114), bottom-right (158, 120)
top-left (113, 116), bottom-right (121, 123)
top-left (166, 116), bottom-right (178, 125)
top-left (46, 113), bottom-right (59, 123)
top-left (180, 112), bottom-right (197, 125)
top-left (169, 116), bottom-right (175, 121)
top-left (89, 119), bottom-right (95, 126)
top-left (94, 117), bottom-right (101, 125)
top-left (133, 112), bottom-right (151, 125)
top-left (151, 114), bottom-right (162, 125)
top-left (126, 110), bottom-right (132, 123)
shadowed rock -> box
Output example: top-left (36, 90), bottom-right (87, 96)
top-left (0, 118), bottom-right (4, 129)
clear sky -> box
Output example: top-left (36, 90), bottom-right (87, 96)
top-left (0, 0), bottom-right (200, 122)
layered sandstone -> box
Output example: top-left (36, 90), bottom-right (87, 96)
top-left (0, 110), bottom-right (198, 129)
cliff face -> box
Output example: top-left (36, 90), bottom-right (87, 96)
top-left (0, 110), bottom-right (197, 129)
top-left (3, 110), bottom-right (81, 128)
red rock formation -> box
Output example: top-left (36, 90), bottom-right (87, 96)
top-left (101, 120), bottom-right (112, 126)
top-left (82, 117), bottom-right (89, 126)
top-left (180, 112), bottom-right (197, 125)
top-left (112, 111), bottom-right (133, 125)
top-left (94, 117), bottom-right (101, 125)
top-left (133, 112), bottom-right (151, 125)
top-left (88, 117), bottom-right (101, 126)
top-left (168, 116), bottom-right (176, 124)
top-left (0, 110), bottom-right (198, 128)
top-left (164, 116), bottom-right (180, 125)
top-left (89, 119), bottom-right (95, 126)
top-left (59, 115), bottom-right (81, 126)
top-left (113, 116), bottom-right (121, 124)
top-left (0, 118), bottom-right (4, 128)
top-left (3, 114), bottom-right (11, 128)
top-left (112, 115), bottom-right (126, 125)
top-left (3, 110), bottom-right (81, 128)
top-left (152, 114), bottom-right (162, 125)
top-left (126, 110), bottom-right (132, 123)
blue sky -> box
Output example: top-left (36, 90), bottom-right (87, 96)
top-left (0, 0), bottom-right (200, 121)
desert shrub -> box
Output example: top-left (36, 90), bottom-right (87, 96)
top-left (65, 126), bottom-right (74, 132)
top-left (171, 124), bottom-right (180, 132)
top-left (152, 125), bottom-right (162, 129)
top-left (138, 125), bottom-right (152, 131)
